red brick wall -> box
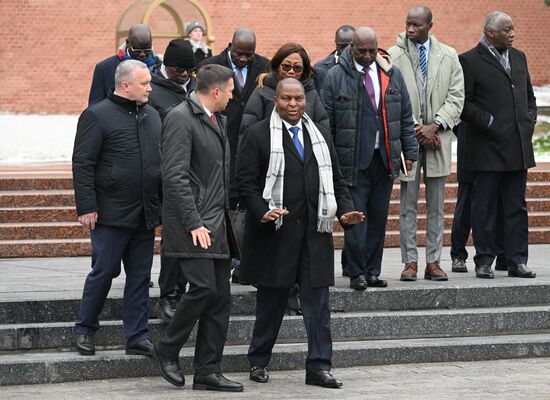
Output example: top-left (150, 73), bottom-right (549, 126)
top-left (1, 0), bottom-right (549, 114)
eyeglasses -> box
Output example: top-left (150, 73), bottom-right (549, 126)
top-left (130, 46), bottom-right (153, 54)
top-left (167, 65), bottom-right (196, 74)
top-left (353, 47), bottom-right (378, 55)
top-left (280, 63), bottom-right (304, 73)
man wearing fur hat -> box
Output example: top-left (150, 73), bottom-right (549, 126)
top-left (185, 20), bottom-right (212, 65)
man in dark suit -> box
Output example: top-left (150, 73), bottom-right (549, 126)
top-left (88, 24), bottom-right (161, 106)
top-left (237, 78), bottom-right (363, 389)
top-left (320, 27), bottom-right (417, 290)
top-left (199, 28), bottom-right (269, 209)
top-left (459, 11), bottom-right (537, 279)
top-left (315, 25), bottom-right (355, 73)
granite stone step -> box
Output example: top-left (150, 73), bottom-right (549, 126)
top-left (2, 333), bottom-right (550, 385)
top-left (0, 190), bottom-right (75, 207)
top-left (2, 306), bottom-right (550, 352)
top-left (0, 238), bottom-right (161, 258)
top-left (0, 177), bottom-right (73, 191)
top-left (0, 206), bottom-right (77, 223)
top-left (333, 227), bottom-right (550, 248)
top-left (3, 283), bottom-right (550, 325)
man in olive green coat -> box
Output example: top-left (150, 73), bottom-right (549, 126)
top-left (388, 6), bottom-right (464, 282)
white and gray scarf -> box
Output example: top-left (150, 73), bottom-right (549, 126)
top-left (262, 110), bottom-right (337, 232)
top-left (480, 35), bottom-right (511, 76)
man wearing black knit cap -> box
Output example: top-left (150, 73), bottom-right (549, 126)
top-left (149, 39), bottom-right (197, 119)
top-left (149, 39), bottom-right (197, 322)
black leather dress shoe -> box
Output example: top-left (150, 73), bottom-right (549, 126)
top-left (151, 344), bottom-right (185, 387)
top-left (305, 370), bottom-right (343, 388)
top-left (126, 338), bottom-right (153, 356)
top-left (157, 294), bottom-right (179, 321)
top-left (249, 366), bottom-right (269, 383)
top-left (193, 373), bottom-right (244, 392)
top-left (475, 264), bottom-right (494, 279)
top-left (451, 258), bottom-right (468, 273)
top-left (350, 274), bottom-right (367, 291)
top-left (508, 264), bottom-right (536, 278)
top-left (76, 334), bottom-right (95, 356)
top-left (366, 275), bottom-right (388, 287)
top-left (494, 256), bottom-right (508, 271)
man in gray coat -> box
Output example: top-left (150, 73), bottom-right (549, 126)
top-left (151, 64), bottom-right (243, 392)
top-left (388, 6), bottom-right (464, 281)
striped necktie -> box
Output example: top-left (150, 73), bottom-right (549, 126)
top-left (419, 45), bottom-right (427, 78)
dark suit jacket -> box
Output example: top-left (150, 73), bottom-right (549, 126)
top-left (459, 43), bottom-right (537, 171)
top-left (237, 118), bottom-right (354, 288)
top-left (315, 52), bottom-right (337, 73)
top-left (198, 48), bottom-right (269, 168)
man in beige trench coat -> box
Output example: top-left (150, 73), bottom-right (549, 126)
top-left (388, 5), bottom-right (464, 281)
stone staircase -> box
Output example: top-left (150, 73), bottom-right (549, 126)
top-left (1, 278), bottom-right (550, 385)
top-left (2, 163), bottom-right (550, 257)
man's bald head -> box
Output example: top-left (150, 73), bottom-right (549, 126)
top-left (406, 5), bottom-right (433, 43)
top-left (407, 6), bottom-right (433, 24)
top-left (275, 78), bottom-right (304, 96)
top-left (335, 25), bottom-right (355, 55)
top-left (126, 24), bottom-right (153, 61)
top-left (230, 28), bottom-right (257, 68)
top-left (351, 27), bottom-right (378, 68)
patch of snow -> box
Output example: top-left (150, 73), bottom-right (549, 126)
top-left (534, 85), bottom-right (550, 106)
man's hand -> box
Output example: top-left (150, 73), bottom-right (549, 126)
top-left (261, 208), bottom-right (289, 222)
top-left (340, 211), bottom-right (365, 225)
top-left (415, 123), bottom-right (439, 146)
top-left (405, 160), bottom-right (414, 172)
top-left (191, 226), bottom-right (212, 249)
top-left (78, 212), bottom-right (98, 230)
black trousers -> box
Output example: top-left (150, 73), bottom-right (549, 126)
top-left (158, 252), bottom-right (187, 298)
top-left (156, 258), bottom-right (231, 375)
top-left (344, 151), bottom-right (393, 278)
top-left (471, 170), bottom-right (528, 266)
top-left (248, 241), bottom-right (332, 373)
top-left (74, 223), bottom-right (154, 347)
top-left (451, 182), bottom-right (505, 261)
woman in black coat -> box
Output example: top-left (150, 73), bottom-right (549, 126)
top-left (240, 43), bottom-right (329, 135)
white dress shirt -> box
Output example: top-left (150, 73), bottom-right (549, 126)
top-left (282, 119), bottom-right (304, 148)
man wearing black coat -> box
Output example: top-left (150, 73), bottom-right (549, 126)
top-left (238, 78), bottom-right (363, 388)
top-left (315, 25), bottom-right (355, 74)
top-left (88, 24), bottom-right (161, 106)
top-left (151, 65), bottom-right (243, 392)
top-left (148, 39), bottom-right (197, 321)
top-left (199, 28), bottom-right (269, 208)
top-left (72, 60), bottom-right (162, 357)
top-left (459, 11), bottom-right (537, 279)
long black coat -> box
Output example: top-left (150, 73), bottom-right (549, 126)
top-left (459, 44), bottom-right (537, 171)
top-left (237, 118), bottom-right (354, 288)
top-left (161, 92), bottom-right (231, 259)
top-left (72, 90), bottom-right (162, 230)
top-left (148, 68), bottom-right (196, 120)
top-left (240, 73), bottom-right (330, 135)
top-left (199, 48), bottom-right (269, 178)
top-left (314, 52), bottom-right (337, 73)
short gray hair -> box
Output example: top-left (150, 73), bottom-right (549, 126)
top-left (484, 11), bottom-right (512, 34)
top-left (114, 60), bottom-right (148, 87)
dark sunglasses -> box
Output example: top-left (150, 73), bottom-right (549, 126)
top-left (129, 46), bottom-right (153, 54)
top-left (280, 63), bottom-right (304, 73)
top-left (167, 65), bottom-right (196, 74)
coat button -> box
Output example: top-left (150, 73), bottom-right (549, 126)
top-left (296, 219), bottom-right (301, 225)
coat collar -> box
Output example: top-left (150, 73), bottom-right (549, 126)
top-left (187, 91), bottom-right (226, 143)
top-left (476, 43), bottom-right (512, 81)
top-left (107, 89), bottom-right (143, 112)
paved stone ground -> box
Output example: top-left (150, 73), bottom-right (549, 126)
top-left (1, 245), bottom-right (550, 301)
top-left (1, 357), bottom-right (550, 399)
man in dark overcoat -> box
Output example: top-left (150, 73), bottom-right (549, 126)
top-left (459, 11), bottom-right (537, 279)
top-left (151, 64), bottom-right (243, 392)
top-left (237, 78), bottom-right (363, 388)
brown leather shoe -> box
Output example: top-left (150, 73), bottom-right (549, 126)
top-left (400, 262), bottom-right (418, 281)
top-left (424, 262), bottom-right (448, 281)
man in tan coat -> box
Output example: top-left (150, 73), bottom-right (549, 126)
top-left (388, 6), bottom-right (464, 281)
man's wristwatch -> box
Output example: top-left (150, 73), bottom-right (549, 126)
top-left (434, 120), bottom-right (443, 131)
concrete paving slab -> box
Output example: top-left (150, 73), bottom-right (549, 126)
top-left (1, 357), bottom-right (550, 399)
